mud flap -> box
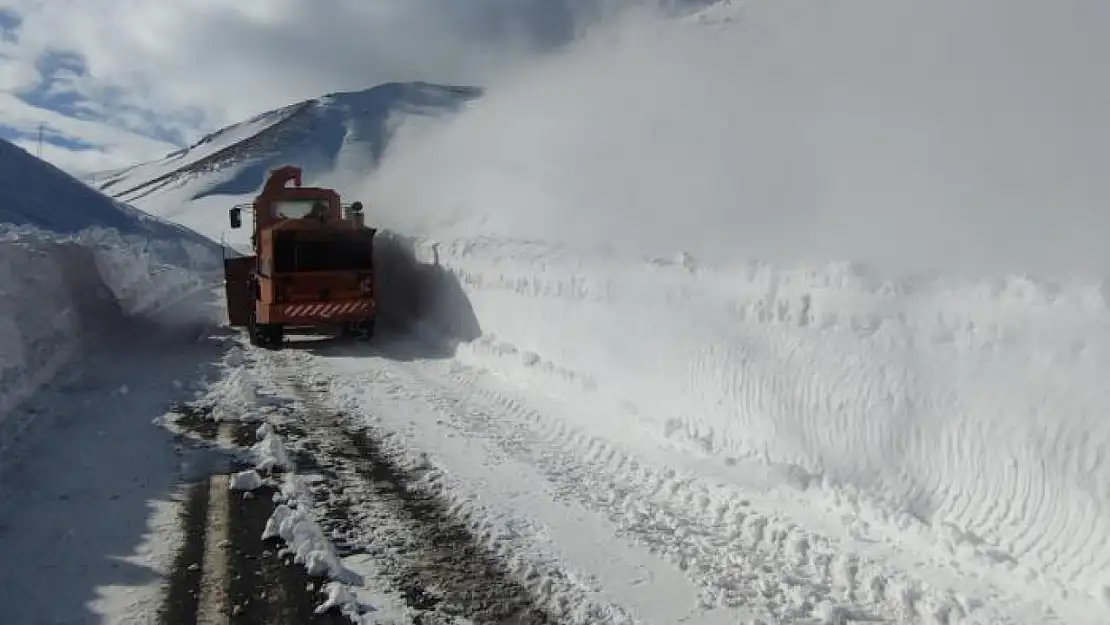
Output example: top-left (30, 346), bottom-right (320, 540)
top-left (223, 256), bottom-right (255, 327)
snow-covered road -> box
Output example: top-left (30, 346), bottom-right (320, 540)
top-left (4, 234), bottom-right (1104, 624)
top-left (186, 328), bottom-right (1088, 625)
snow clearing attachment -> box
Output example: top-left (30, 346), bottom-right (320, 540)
top-left (223, 165), bottom-right (377, 348)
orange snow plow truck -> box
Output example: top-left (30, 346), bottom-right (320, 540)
top-left (223, 165), bottom-right (377, 348)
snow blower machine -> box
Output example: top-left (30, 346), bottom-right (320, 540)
top-left (223, 165), bottom-right (377, 348)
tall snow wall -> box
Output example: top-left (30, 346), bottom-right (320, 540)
top-left (0, 225), bottom-right (221, 461)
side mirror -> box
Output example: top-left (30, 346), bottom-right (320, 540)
top-left (229, 207), bottom-right (241, 229)
top-left (350, 201), bottom-right (363, 213)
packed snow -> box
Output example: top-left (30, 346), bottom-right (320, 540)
top-left (0, 205), bottom-right (226, 625)
top-left (0, 134), bottom-right (222, 469)
top-left (0, 323), bottom-right (230, 625)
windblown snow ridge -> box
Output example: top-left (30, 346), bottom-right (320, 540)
top-left (406, 234), bottom-right (1110, 611)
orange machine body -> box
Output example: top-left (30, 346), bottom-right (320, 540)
top-left (224, 165), bottom-right (377, 346)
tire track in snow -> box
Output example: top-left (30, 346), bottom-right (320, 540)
top-left (310, 345), bottom-right (1060, 625)
top-left (265, 369), bottom-right (592, 625)
top-left (159, 480), bottom-right (208, 625)
top-left (268, 353), bottom-right (728, 625)
top-left (343, 360), bottom-right (890, 624)
top-left (159, 396), bottom-right (351, 625)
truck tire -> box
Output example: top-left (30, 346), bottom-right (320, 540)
top-left (344, 318), bottom-right (375, 342)
top-left (258, 323), bottom-right (284, 349)
top-left (247, 310), bottom-right (283, 349)
top-left (247, 309), bottom-right (261, 346)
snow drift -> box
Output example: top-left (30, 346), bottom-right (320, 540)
top-left (353, 0), bottom-right (1110, 610)
top-left (401, 237), bottom-right (1110, 606)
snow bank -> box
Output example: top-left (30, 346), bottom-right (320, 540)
top-left (353, 1), bottom-right (1110, 606)
top-left (0, 223), bottom-right (221, 456)
top-left (400, 234), bottom-right (1110, 606)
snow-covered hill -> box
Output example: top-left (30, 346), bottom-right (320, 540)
top-left (0, 137), bottom-right (222, 456)
top-left (0, 138), bottom-right (216, 252)
top-left (39, 0), bottom-right (1110, 621)
top-left (87, 81), bottom-right (481, 249)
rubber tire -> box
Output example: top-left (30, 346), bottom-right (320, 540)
top-left (345, 318), bottom-right (375, 342)
top-left (248, 310), bottom-right (283, 349)
top-left (247, 308), bottom-right (261, 346)
top-left (259, 324), bottom-right (284, 349)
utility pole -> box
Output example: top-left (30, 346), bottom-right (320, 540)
top-left (37, 122), bottom-right (43, 158)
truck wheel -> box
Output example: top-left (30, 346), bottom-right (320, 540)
top-left (258, 324), bottom-right (284, 349)
top-left (345, 319), bottom-right (375, 342)
top-left (247, 309), bottom-right (261, 346)
top-left (357, 319), bottom-right (375, 342)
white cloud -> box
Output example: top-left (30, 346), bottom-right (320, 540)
top-left (0, 0), bottom-right (618, 175)
top-left (0, 92), bottom-right (178, 170)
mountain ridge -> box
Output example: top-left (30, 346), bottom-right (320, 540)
top-left (0, 136), bottom-right (220, 256)
top-left (89, 81), bottom-right (482, 209)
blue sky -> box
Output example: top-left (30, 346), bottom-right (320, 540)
top-left (0, 9), bottom-right (117, 161)
top-left (2, 51), bottom-right (110, 152)
top-left (0, 0), bottom-right (620, 176)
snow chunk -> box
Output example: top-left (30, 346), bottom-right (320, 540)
top-left (251, 423), bottom-right (291, 472)
top-left (315, 581), bottom-right (365, 617)
top-left (262, 503), bottom-right (360, 584)
top-left (229, 470), bottom-right (263, 491)
top-left (205, 363), bottom-right (263, 422)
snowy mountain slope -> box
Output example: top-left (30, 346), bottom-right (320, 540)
top-left (72, 0), bottom-right (1110, 621)
top-left (89, 102), bottom-right (301, 202)
top-left (86, 81), bottom-right (481, 249)
top-left (0, 138), bottom-right (217, 254)
top-left (0, 138), bottom-right (223, 462)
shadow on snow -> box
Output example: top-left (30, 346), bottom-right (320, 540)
top-left (0, 284), bottom-right (234, 625)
